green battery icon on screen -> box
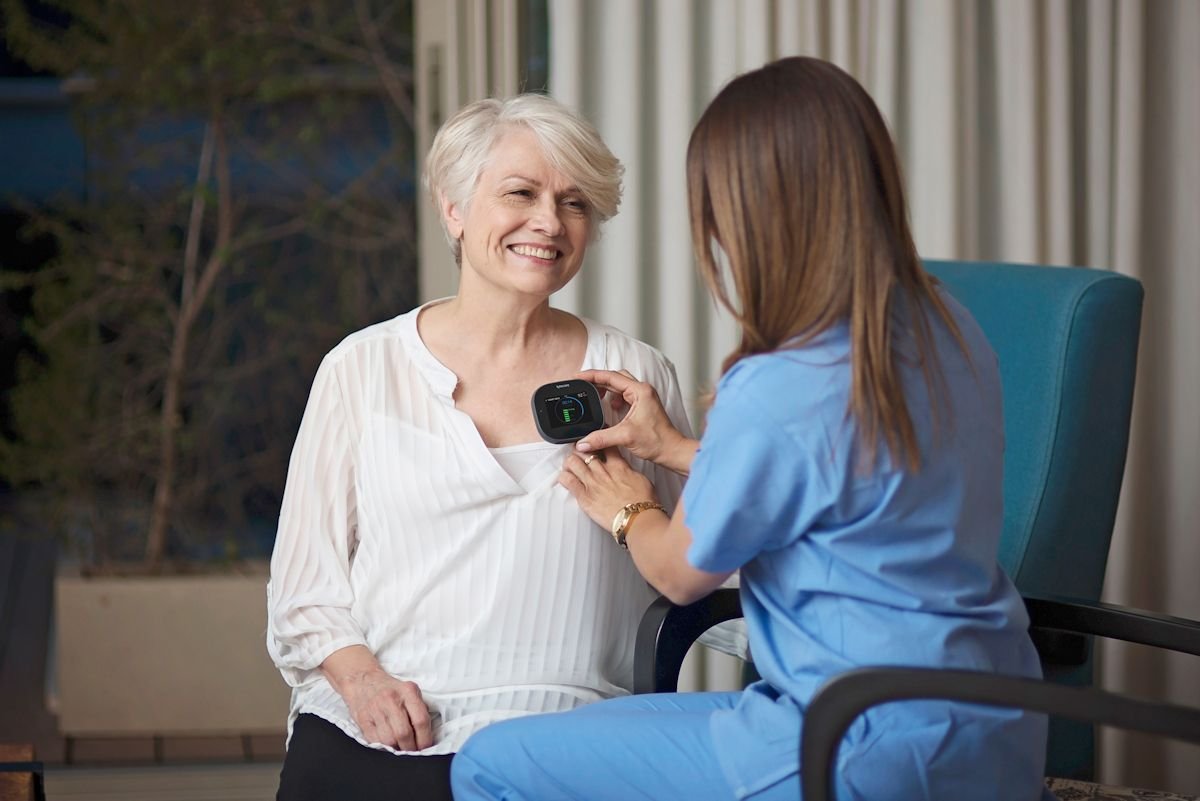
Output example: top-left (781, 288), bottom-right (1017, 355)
top-left (562, 407), bottom-right (574, 422)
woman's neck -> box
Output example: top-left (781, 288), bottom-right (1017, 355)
top-left (416, 286), bottom-right (589, 448)
top-left (429, 292), bottom-right (562, 357)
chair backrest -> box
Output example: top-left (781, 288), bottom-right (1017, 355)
top-left (923, 261), bottom-right (1143, 601)
top-left (925, 260), bottom-right (1143, 780)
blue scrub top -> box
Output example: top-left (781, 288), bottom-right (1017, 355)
top-left (683, 291), bottom-right (1048, 800)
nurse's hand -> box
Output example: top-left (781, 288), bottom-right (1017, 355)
top-left (574, 369), bottom-right (698, 475)
top-left (559, 447), bottom-right (659, 533)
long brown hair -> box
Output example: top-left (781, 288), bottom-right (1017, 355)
top-left (687, 56), bottom-right (965, 471)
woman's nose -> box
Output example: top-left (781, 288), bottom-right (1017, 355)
top-left (530, 199), bottom-right (565, 236)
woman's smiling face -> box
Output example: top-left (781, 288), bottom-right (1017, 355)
top-left (445, 127), bottom-right (593, 300)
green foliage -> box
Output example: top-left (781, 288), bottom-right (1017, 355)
top-left (2, 203), bottom-right (164, 481)
top-left (0, 0), bottom-right (417, 567)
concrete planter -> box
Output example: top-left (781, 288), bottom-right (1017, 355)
top-left (54, 568), bottom-right (289, 737)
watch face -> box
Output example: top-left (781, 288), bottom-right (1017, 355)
top-left (531, 379), bottom-right (605, 444)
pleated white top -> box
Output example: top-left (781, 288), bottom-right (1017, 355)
top-left (266, 301), bottom-right (692, 754)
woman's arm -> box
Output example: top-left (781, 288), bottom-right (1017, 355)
top-left (558, 451), bottom-right (731, 605)
top-left (266, 357), bottom-right (368, 684)
top-left (624, 498), bottom-right (732, 605)
top-left (266, 355), bottom-right (436, 749)
top-left (562, 368), bottom-right (732, 602)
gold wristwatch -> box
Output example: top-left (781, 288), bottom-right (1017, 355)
top-left (610, 501), bottom-right (666, 550)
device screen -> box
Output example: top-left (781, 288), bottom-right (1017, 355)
top-left (532, 378), bottom-right (604, 444)
top-left (542, 391), bottom-right (596, 430)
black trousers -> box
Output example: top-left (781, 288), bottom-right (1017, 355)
top-left (277, 713), bottom-right (454, 801)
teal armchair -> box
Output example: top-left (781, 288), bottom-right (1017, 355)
top-left (635, 261), bottom-right (1147, 787)
top-left (924, 261), bottom-right (1140, 604)
top-left (926, 260), bottom-right (1142, 778)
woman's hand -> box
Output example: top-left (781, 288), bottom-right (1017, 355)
top-left (321, 645), bottom-right (434, 751)
top-left (561, 447), bottom-right (733, 606)
top-left (574, 369), bottom-right (698, 475)
top-left (559, 448), bottom-right (659, 533)
top-left (341, 670), bottom-right (433, 751)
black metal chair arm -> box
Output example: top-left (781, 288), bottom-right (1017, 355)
top-left (633, 588), bottom-right (743, 694)
top-left (633, 590), bottom-right (1200, 697)
top-left (800, 665), bottom-right (1200, 801)
top-left (1025, 594), bottom-right (1200, 657)
top-left (633, 589), bottom-right (1200, 799)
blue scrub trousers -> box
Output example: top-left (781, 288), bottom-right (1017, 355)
top-left (450, 691), bottom-right (800, 801)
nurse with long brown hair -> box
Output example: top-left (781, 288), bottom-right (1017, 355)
top-left (452, 57), bottom-right (1050, 801)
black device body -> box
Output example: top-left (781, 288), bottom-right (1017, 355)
top-left (531, 379), bottom-right (605, 444)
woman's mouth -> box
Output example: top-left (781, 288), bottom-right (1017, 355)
top-left (510, 244), bottom-right (560, 261)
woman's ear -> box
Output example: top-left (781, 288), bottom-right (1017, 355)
top-left (441, 193), bottom-right (465, 240)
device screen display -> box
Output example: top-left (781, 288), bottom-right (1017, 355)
top-left (542, 391), bottom-right (596, 430)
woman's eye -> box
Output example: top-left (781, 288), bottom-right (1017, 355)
top-left (508, 189), bottom-right (534, 199)
top-left (564, 199), bottom-right (588, 212)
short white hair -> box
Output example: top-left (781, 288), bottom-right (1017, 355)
top-left (423, 94), bottom-right (623, 262)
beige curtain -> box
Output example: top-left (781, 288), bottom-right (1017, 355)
top-left (546, 0), bottom-right (1200, 792)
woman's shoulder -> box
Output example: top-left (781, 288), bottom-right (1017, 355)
top-left (319, 307), bottom-right (422, 371)
top-left (577, 315), bottom-right (678, 380)
top-left (710, 345), bottom-right (853, 440)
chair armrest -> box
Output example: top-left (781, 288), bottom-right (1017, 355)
top-left (633, 588), bottom-right (743, 694)
top-left (801, 666), bottom-right (1200, 801)
top-left (633, 587), bottom-right (1200, 695)
top-left (1026, 594), bottom-right (1200, 657)
top-left (633, 591), bottom-right (1200, 695)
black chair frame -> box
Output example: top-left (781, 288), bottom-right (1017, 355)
top-left (634, 588), bottom-right (1200, 798)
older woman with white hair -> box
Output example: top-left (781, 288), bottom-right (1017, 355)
top-left (265, 94), bottom-right (695, 801)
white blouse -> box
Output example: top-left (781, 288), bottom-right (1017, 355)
top-left (266, 302), bottom-right (692, 754)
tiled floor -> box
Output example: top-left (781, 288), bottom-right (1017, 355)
top-left (44, 762), bottom-right (282, 801)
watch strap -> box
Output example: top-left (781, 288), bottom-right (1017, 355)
top-left (610, 501), bottom-right (666, 550)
